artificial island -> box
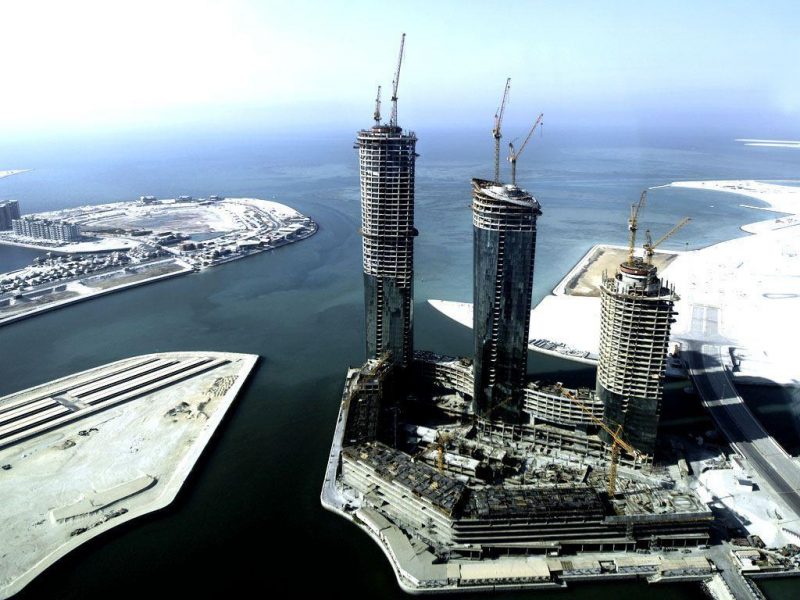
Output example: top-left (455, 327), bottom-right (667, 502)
top-left (0, 351), bottom-right (258, 598)
top-left (321, 36), bottom-right (800, 598)
top-left (0, 194), bottom-right (317, 326)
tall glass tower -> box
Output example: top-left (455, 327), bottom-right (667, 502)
top-left (356, 125), bottom-right (418, 368)
top-left (596, 260), bottom-right (677, 456)
top-left (472, 178), bottom-right (542, 421)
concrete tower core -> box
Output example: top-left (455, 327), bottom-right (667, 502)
top-left (596, 260), bottom-right (678, 456)
top-left (356, 125), bottom-right (418, 368)
top-left (472, 178), bottom-right (542, 421)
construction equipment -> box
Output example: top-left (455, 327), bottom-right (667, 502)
top-left (554, 383), bottom-right (644, 496)
top-left (435, 431), bottom-right (452, 474)
top-left (492, 78), bottom-right (511, 183)
top-left (508, 112), bottom-right (544, 185)
top-left (643, 217), bottom-right (691, 264)
top-left (389, 33), bottom-right (406, 128)
top-left (373, 85), bottom-right (382, 125)
top-left (414, 430), bottom-right (453, 474)
top-left (627, 191), bottom-right (648, 266)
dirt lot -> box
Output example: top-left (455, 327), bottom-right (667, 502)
top-left (565, 247), bottom-right (676, 297)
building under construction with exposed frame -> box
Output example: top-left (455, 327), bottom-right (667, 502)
top-left (357, 124), bottom-right (417, 368)
top-left (597, 259), bottom-right (678, 456)
top-left (356, 33), bottom-right (418, 369)
top-left (322, 35), bottom-right (711, 593)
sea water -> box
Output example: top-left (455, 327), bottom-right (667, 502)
top-left (0, 126), bottom-right (797, 599)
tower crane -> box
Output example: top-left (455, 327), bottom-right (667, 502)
top-left (435, 431), bottom-right (452, 474)
top-left (389, 33), bottom-right (406, 129)
top-left (627, 190), bottom-right (648, 266)
top-left (508, 113), bottom-right (543, 186)
top-left (554, 383), bottom-right (645, 497)
top-left (492, 78), bottom-right (511, 183)
top-left (643, 217), bottom-right (691, 264)
top-left (373, 85), bottom-right (382, 126)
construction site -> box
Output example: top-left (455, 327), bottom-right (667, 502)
top-left (318, 35), bottom-right (755, 595)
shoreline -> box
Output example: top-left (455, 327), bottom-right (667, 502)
top-left (0, 169), bottom-right (31, 180)
top-left (0, 236), bottom-right (138, 253)
top-left (0, 351), bottom-right (259, 598)
top-left (430, 179), bottom-right (799, 385)
top-left (0, 259), bottom-right (194, 328)
top-left (0, 197), bottom-right (319, 327)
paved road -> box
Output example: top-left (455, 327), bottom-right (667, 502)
top-left (682, 305), bottom-right (800, 520)
top-left (706, 544), bottom-right (766, 600)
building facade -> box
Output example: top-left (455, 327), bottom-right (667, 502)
top-left (356, 125), bottom-right (418, 368)
top-left (12, 217), bottom-right (81, 242)
top-left (471, 178), bottom-right (541, 421)
top-left (596, 261), bottom-right (677, 456)
top-left (0, 200), bottom-right (21, 230)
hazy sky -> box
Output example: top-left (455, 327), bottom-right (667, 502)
top-left (1, 0), bottom-right (799, 137)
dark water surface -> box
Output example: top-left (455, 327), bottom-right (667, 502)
top-left (1, 129), bottom-right (798, 598)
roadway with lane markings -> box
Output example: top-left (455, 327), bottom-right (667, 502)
top-left (681, 305), bottom-right (800, 520)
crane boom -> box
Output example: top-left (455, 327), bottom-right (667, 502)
top-left (389, 33), bottom-right (406, 128)
top-left (508, 112), bottom-right (543, 185)
top-left (555, 384), bottom-right (644, 496)
top-left (492, 78), bottom-right (511, 183)
top-left (627, 190), bottom-right (648, 265)
top-left (644, 217), bottom-right (691, 264)
top-left (373, 85), bottom-right (382, 126)
top-left (556, 385), bottom-right (638, 457)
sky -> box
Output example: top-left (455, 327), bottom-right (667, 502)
top-left (0, 0), bottom-right (799, 139)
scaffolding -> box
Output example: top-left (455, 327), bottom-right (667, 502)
top-left (357, 126), bottom-right (418, 367)
top-left (596, 261), bottom-right (678, 455)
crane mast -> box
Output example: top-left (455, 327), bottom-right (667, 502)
top-left (492, 78), bottom-right (511, 183)
top-left (627, 190), bottom-right (648, 266)
top-left (373, 85), bottom-right (382, 126)
top-left (508, 112), bottom-right (543, 185)
top-left (389, 33), bottom-right (406, 129)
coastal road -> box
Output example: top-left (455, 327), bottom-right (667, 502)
top-left (682, 305), bottom-right (800, 520)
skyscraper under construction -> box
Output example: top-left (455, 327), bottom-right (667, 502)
top-left (596, 260), bottom-right (677, 456)
top-left (356, 34), bottom-right (417, 368)
top-left (472, 178), bottom-right (541, 420)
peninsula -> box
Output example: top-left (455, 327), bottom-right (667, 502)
top-left (0, 351), bottom-right (257, 599)
top-left (0, 196), bottom-right (317, 326)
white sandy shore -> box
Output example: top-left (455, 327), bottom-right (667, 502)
top-left (0, 258), bottom-right (194, 327)
top-left (430, 180), bottom-right (800, 385)
top-left (429, 297), bottom-right (601, 364)
top-left (735, 139), bottom-right (800, 149)
top-left (664, 229), bottom-right (798, 385)
top-left (0, 170), bottom-right (30, 179)
top-left (670, 180), bottom-right (800, 215)
top-left (665, 180), bottom-right (799, 385)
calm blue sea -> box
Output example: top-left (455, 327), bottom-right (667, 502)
top-left (0, 127), bottom-right (798, 599)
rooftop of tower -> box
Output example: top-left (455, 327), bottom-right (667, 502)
top-left (471, 178), bottom-right (541, 212)
top-left (604, 257), bottom-right (679, 301)
top-left (355, 125), bottom-right (417, 147)
top-left (618, 257), bottom-right (658, 278)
